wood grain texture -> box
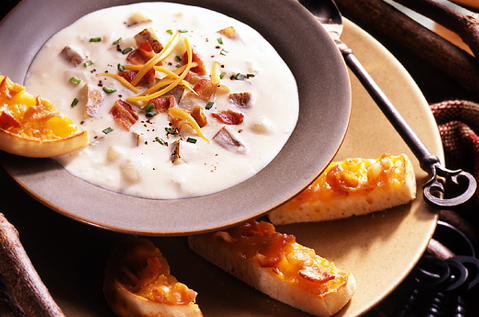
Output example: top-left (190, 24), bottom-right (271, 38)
top-left (335, 0), bottom-right (479, 95)
top-left (0, 213), bottom-right (64, 317)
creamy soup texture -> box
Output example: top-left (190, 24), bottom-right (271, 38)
top-left (25, 2), bottom-right (299, 199)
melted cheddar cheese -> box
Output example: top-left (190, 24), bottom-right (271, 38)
top-left (212, 220), bottom-right (349, 296)
top-left (106, 236), bottom-right (197, 305)
top-left (289, 153), bottom-right (409, 208)
top-left (0, 75), bottom-right (80, 140)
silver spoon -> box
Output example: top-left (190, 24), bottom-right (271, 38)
top-left (297, 0), bottom-right (476, 208)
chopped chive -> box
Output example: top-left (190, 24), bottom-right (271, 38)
top-left (103, 86), bottom-right (117, 93)
top-left (178, 29), bottom-right (188, 33)
top-left (175, 55), bottom-right (182, 62)
top-left (205, 102), bottom-right (214, 110)
top-left (217, 37), bottom-right (223, 45)
top-left (165, 127), bottom-right (177, 135)
top-left (121, 47), bottom-right (133, 54)
top-left (246, 73), bottom-right (256, 78)
top-left (219, 72), bottom-right (226, 79)
top-left (235, 73), bottom-right (246, 80)
top-left (89, 37), bottom-right (102, 42)
top-left (155, 137), bottom-right (166, 145)
top-left (166, 29), bottom-right (173, 35)
top-left (102, 127), bottom-right (113, 134)
top-left (186, 137), bottom-right (197, 144)
top-left (112, 37), bottom-right (122, 45)
top-left (220, 48), bottom-right (228, 56)
top-left (146, 111), bottom-right (157, 118)
top-left (145, 103), bottom-right (155, 112)
top-left (175, 64), bottom-right (181, 68)
top-left (69, 77), bottom-right (81, 85)
top-left (83, 60), bottom-right (93, 67)
top-left (71, 98), bottom-right (79, 107)
top-left (117, 63), bottom-right (125, 72)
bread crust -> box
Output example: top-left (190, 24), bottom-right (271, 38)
top-left (269, 154), bottom-right (416, 225)
top-left (103, 273), bottom-right (202, 317)
top-left (103, 237), bottom-right (202, 317)
top-left (188, 234), bottom-right (355, 317)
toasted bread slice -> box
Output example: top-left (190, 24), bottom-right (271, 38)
top-left (104, 236), bottom-right (202, 317)
top-left (269, 153), bottom-right (416, 225)
top-left (0, 75), bottom-right (88, 158)
top-left (188, 220), bottom-right (356, 317)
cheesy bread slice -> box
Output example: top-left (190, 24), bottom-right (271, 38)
top-left (188, 220), bottom-right (356, 317)
top-left (268, 153), bottom-right (416, 225)
top-left (104, 236), bottom-right (203, 317)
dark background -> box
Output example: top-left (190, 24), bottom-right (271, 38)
top-left (1, 0), bottom-right (478, 316)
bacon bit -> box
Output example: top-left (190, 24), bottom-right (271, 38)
top-left (191, 105), bottom-right (207, 127)
top-left (147, 95), bottom-right (175, 114)
top-left (256, 221), bottom-right (276, 236)
top-left (229, 92), bottom-right (254, 108)
top-left (212, 109), bottom-right (244, 125)
top-left (0, 111), bottom-right (20, 130)
top-left (109, 99), bottom-right (139, 131)
top-left (255, 233), bottom-right (289, 267)
top-left (189, 77), bottom-right (216, 100)
top-left (127, 40), bottom-right (156, 65)
top-left (134, 28), bottom-right (163, 53)
top-left (135, 257), bottom-right (162, 287)
top-left (0, 76), bottom-right (24, 100)
top-left (118, 71), bottom-right (136, 83)
top-left (23, 97), bottom-right (60, 124)
top-left (298, 268), bottom-right (335, 284)
top-left (118, 68), bottom-right (155, 87)
top-left (181, 49), bottom-right (207, 75)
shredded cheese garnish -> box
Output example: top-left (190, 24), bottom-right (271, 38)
top-left (95, 73), bottom-right (139, 93)
top-left (140, 78), bottom-right (195, 98)
top-left (211, 61), bottom-right (221, 86)
top-left (130, 31), bottom-right (181, 87)
top-left (127, 37), bottom-right (194, 105)
top-left (168, 107), bottom-right (209, 143)
top-left (123, 62), bottom-right (197, 74)
top-left (123, 63), bottom-right (197, 94)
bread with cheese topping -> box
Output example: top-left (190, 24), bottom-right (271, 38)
top-left (188, 220), bottom-right (356, 317)
top-left (268, 153), bottom-right (416, 225)
top-left (104, 236), bottom-right (203, 317)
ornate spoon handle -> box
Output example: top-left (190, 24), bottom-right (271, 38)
top-left (336, 40), bottom-right (477, 208)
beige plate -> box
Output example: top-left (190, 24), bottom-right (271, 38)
top-left (0, 16), bottom-right (441, 317)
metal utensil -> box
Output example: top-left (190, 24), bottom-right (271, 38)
top-left (298, 0), bottom-right (476, 208)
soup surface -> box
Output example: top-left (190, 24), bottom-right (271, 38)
top-left (25, 2), bottom-right (298, 199)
